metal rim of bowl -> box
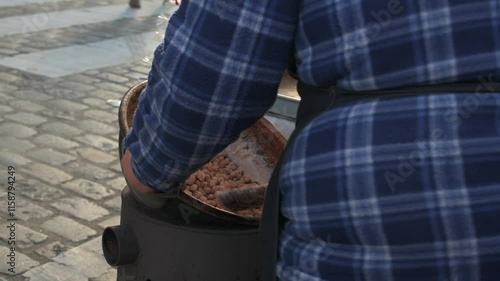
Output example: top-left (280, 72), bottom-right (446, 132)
top-left (119, 81), bottom-right (286, 225)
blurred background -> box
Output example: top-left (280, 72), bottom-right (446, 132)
top-left (0, 1), bottom-right (174, 280)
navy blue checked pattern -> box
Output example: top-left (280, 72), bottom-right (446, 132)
top-left (278, 93), bottom-right (500, 280)
top-left (124, 0), bottom-right (500, 279)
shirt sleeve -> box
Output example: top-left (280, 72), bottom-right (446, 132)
top-left (123, 0), bottom-right (300, 192)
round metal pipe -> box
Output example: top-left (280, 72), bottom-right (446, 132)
top-left (102, 225), bottom-right (139, 266)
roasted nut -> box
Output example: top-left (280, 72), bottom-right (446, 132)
top-left (185, 176), bottom-right (196, 185)
top-left (182, 152), bottom-right (263, 217)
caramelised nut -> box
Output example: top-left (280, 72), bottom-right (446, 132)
top-left (193, 191), bottom-right (203, 198)
top-left (185, 176), bottom-right (196, 185)
top-left (203, 186), bottom-right (211, 194)
top-left (181, 151), bottom-right (263, 218)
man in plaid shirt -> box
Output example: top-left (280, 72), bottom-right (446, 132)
top-left (121, 0), bottom-right (500, 280)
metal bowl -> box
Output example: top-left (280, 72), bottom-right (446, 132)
top-left (119, 81), bottom-right (286, 225)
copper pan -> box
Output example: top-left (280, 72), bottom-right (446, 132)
top-left (118, 81), bottom-right (286, 225)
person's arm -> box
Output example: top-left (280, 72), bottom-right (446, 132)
top-left (123, 0), bottom-right (300, 193)
top-left (121, 149), bottom-right (158, 193)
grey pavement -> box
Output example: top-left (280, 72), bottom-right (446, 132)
top-left (0, 1), bottom-right (170, 280)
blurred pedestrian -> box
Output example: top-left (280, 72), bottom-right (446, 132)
top-left (129, 0), bottom-right (140, 8)
top-left (129, 0), bottom-right (178, 9)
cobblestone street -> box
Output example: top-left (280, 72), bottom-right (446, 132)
top-left (0, 1), bottom-right (171, 280)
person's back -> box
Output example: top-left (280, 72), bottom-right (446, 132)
top-left (295, 0), bottom-right (499, 90)
top-left (277, 0), bottom-right (500, 280)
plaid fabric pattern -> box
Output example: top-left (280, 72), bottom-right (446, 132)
top-left (278, 93), bottom-right (500, 281)
top-left (124, 0), bottom-right (299, 190)
top-left (123, 0), bottom-right (500, 279)
top-left (125, 0), bottom-right (500, 190)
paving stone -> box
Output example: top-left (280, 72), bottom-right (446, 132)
top-left (47, 99), bottom-right (89, 112)
top-left (0, 246), bottom-right (39, 275)
top-left (88, 89), bottom-right (123, 100)
top-left (5, 112), bottom-right (47, 125)
top-left (44, 87), bottom-right (86, 99)
top-left (98, 73), bottom-right (129, 83)
top-left (73, 148), bottom-right (115, 164)
top-left (17, 46), bottom-right (40, 53)
top-left (59, 81), bottom-right (96, 91)
top-left (14, 89), bottom-right (52, 101)
top-left (79, 236), bottom-right (104, 255)
top-left (53, 245), bottom-right (111, 279)
top-left (32, 134), bottom-right (79, 149)
top-left (89, 267), bottom-right (117, 281)
top-left (23, 262), bottom-right (87, 281)
top-left (104, 196), bottom-right (121, 211)
top-left (22, 42), bottom-right (47, 49)
top-left (82, 97), bottom-right (108, 108)
top-left (66, 74), bottom-right (101, 85)
top-left (41, 216), bottom-right (97, 242)
top-left (34, 241), bottom-right (67, 260)
top-left (0, 72), bottom-right (21, 83)
top-left (98, 216), bottom-right (120, 229)
top-left (0, 123), bottom-right (37, 138)
top-left (124, 71), bottom-right (147, 80)
top-left (0, 82), bottom-right (19, 92)
top-left (106, 177), bottom-right (126, 191)
top-left (95, 82), bottom-right (130, 93)
top-left (105, 66), bottom-right (129, 75)
top-left (0, 223), bottom-right (48, 248)
top-left (22, 178), bottom-right (66, 201)
top-left (0, 104), bottom-right (13, 114)
top-left (133, 65), bottom-right (152, 74)
top-left (62, 179), bottom-right (114, 201)
top-left (109, 162), bottom-right (123, 173)
top-left (83, 109), bottom-right (117, 122)
top-left (24, 163), bottom-right (73, 185)
top-left (0, 151), bottom-right (31, 166)
top-left (84, 70), bottom-right (100, 75)
top-left (75, 134), bottom-right (118, 151)
top-left (15, 79), bottom-right (45, 89)
top-left (51, 198), bottom-right (109, 221)
top-left (65, 161), bottom-right (117, 181)
top-left (0, 136), bottom-right (35, 153)
top-left (0, 48), bottom-right (19, 56)
top-left (12, 201), bottom-right (53, 221)
top-left (29, 148), bottom-right (76, 166)
top-left (9, 100), bottom-right (47, 112)
top-left (40, 122), bottom-right (82, 137)
top-left (77, 120), bottom-right (116, 135)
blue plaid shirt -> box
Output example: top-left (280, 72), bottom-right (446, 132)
top-left (125, 0), bottom-right (500, 280)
